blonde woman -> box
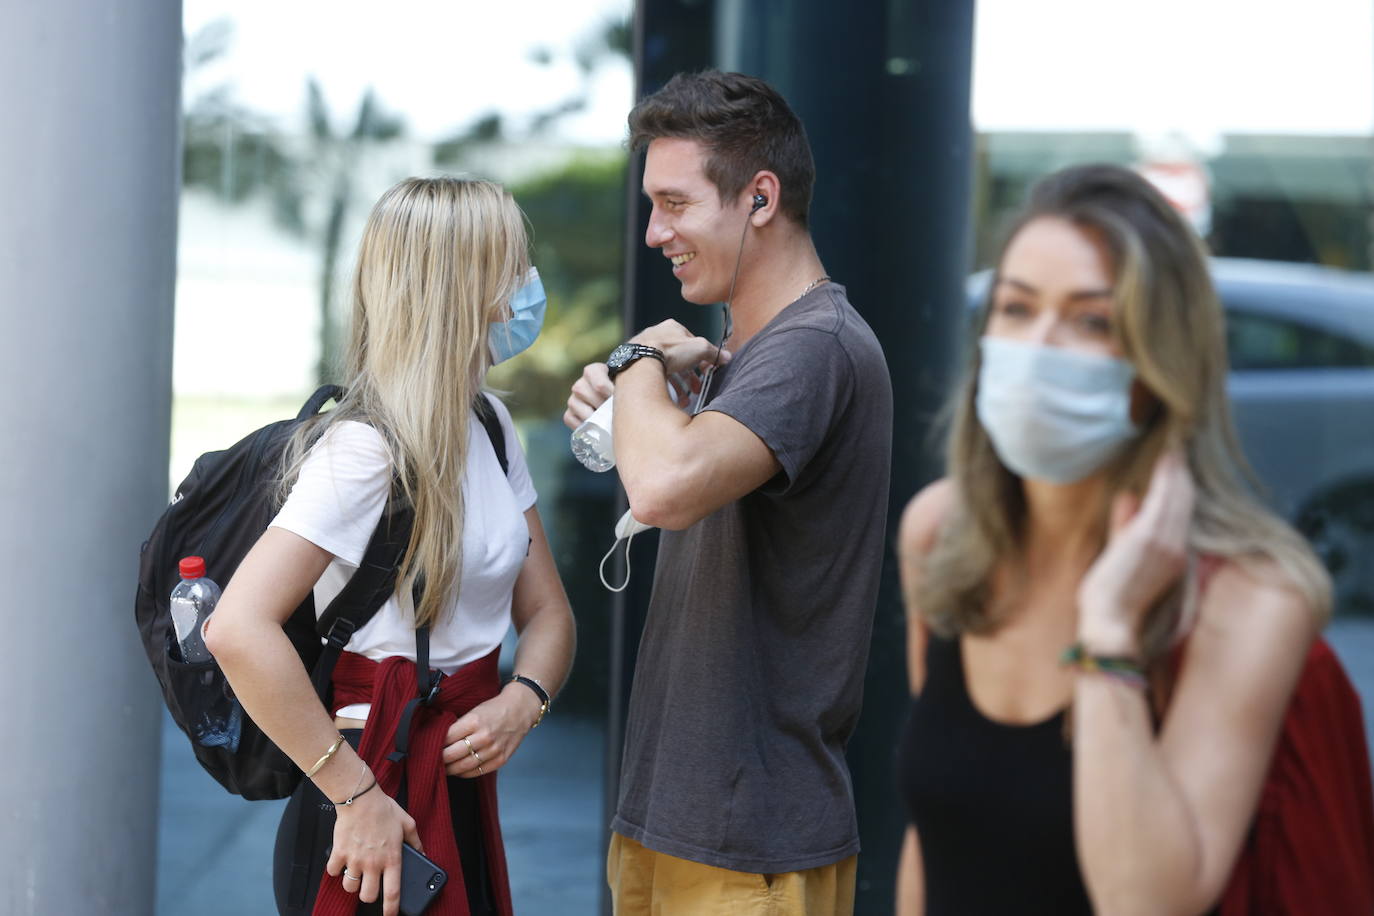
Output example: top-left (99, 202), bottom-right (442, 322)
top-left (207, 177), bottom-right (575, 916)
top-left (895, 165), bottom-right (1374, 915)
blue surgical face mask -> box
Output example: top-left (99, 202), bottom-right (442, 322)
top-left (489, 267), bottom-right (546, 364)
top-left (975, 336), bottom-right (1140, 484)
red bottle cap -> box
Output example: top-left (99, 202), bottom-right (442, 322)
top-left (179, 556), bottom-right (206, 579)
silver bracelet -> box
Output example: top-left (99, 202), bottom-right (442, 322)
top-left (333, 762), bottom-right (374, 807)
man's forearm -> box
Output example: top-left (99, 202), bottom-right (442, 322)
top-left (612, 358), bottom-right (696, 524)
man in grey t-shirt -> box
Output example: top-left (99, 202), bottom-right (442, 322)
top-left (565, 70), bottom-right (893, 915)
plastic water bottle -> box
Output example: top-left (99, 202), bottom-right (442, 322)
top-left (171, 556), bottom-right (220, 663)
top-left (571, 397), bottom-right (616, 472)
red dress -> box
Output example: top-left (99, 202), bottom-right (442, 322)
top-left (1218, 636), bottom-right (1374, 914)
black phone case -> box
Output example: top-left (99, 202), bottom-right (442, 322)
top-left (399, 842), bottom-right (447, 916)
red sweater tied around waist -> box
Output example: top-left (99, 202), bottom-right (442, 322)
top-left (311, 648), bottom-right (513, 916)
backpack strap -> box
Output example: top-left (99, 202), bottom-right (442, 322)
top-left (307, 395), bottom-right (512, 701)
top-left (298, 384), bottom-right (345, 420)
top-left (309, 500), bottom-right (414, 699)
top-left (474, 393), bottom-right (509, 477)
top-left (388, 396), bottom-right (511, 769)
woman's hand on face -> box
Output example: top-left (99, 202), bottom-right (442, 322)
top-left (442, 684), bottom-right (542, 778)
top-left (325, 784), bottom-right (423, 916)
top-left (1078, 448), bottom-right (1195, 653)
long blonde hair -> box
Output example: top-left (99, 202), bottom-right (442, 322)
top-left (917, 165), bottom-right (1330, 666)
top-left (281, 176), bottom-right (530, 628)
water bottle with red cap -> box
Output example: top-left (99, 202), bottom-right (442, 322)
top-left (170, 556), bottom-right (220, 663)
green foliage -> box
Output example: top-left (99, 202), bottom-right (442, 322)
top-left (179, 13), bottom-right (626, 418)
top-left (182, 20), bottom-right (308, 233)
top-left (182, 110), bottom-right (307, 233)
top-left (433, 113), bottom-right (504, 167)
top-left (489, 151), bottom-right (629, 421)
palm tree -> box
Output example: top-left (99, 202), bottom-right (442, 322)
top-left (304, 80), bottom-right (405, 384)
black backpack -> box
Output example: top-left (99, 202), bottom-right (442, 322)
top-left (135, 385), bottom-right (509, 800)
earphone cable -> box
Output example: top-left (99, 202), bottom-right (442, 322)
top-left (695, 210), bottom-right (754, 415)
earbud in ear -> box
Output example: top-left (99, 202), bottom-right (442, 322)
top-left (751, 193), bottom-right (768, 211)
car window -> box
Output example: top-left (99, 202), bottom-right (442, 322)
top-left (1226, 308), bottom-right (1374, 370)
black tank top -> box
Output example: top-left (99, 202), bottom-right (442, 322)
top-left (896, 634), bottom-right (1093, 915)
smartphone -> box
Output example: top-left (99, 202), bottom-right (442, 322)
top-left (399, 842), bottom-right (447, 916)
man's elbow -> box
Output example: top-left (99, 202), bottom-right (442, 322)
top-left (625, 478), bottom-right (702, 531)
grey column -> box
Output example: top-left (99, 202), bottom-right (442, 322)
top-left (0, 1), bottom-right (181, 914)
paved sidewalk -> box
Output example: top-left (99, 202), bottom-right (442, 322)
top-left (156, 713), bottom-right (605, 914)
top-left (157, 620), bottom-right (1374, 914)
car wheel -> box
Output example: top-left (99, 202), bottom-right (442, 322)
top-left (1296, 482), bottom-right (1374, 616)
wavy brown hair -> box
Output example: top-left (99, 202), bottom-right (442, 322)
top-left (915, 164), bottom-right (1330, 667)
top-left (279, 176), bottom-right (530, 628)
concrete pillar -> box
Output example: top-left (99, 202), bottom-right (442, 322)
top-left (0, 1), bottom-right (181, 913)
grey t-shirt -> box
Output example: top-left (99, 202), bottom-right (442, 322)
top-left (610, 282), bottom-right (894, 874)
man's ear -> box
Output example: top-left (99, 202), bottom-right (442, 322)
top-left (747, 170), bottom-right (782, 226)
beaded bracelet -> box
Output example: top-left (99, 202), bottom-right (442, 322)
top-left (1060, 643), bottom-right (1148, 689)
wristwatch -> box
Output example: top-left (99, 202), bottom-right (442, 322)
top-left (606, 343), bottom-right (667, 381)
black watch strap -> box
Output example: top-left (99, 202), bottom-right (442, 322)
top-left (509, 675), bottom-right (551, 728)
top-left (607, 343), bottom-right (667, 381)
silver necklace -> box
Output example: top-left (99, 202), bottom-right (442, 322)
top-left (795, 275), bottom-right (831, 302)
top-left (695, 274), bottom-right (835, 416)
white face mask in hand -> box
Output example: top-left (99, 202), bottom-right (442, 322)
top-left (975, 336), bottom-right (1140, 484)
top-left (599, 509), bottom-right (654, 593)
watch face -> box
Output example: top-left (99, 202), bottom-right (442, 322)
top-left (607, 343), bottom-right (636, 371)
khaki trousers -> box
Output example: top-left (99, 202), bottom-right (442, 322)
top-left (607, 832), bottom-right (857, 916)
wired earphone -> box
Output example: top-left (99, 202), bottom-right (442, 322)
top-left (695, 191), bottom-right (768, 413)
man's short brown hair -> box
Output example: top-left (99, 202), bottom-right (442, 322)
top-left (628, 70), bottom-right (815, 227)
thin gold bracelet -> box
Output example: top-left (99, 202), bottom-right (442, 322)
top-left (304, 733), bottom-right (346, 778)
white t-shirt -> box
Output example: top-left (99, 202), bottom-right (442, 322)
top-left (269, 394), bottom-right (537, 718)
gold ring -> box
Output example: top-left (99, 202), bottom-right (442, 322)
top-left (477, 762), bottom-right (485, 776)
top-left (463, 736), bottom-right (482, 763)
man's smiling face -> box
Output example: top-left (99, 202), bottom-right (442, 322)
top-left (642, 137), bottom-right (749, 305)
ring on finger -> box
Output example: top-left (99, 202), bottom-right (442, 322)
top-left (343, 868), bottom-right (362, 882)
top-left (463, 737), bottom-right (482, 764)
top-left (476, 762), bottom-right (485, 776)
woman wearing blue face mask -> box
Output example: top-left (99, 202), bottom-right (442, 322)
top-left (207, 176), bottom-right (574, 916)
top-left (895, 165), bottom-right (1373, 915)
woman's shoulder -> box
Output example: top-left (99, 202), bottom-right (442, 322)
top-left (322, 418), bottom-right (388, 448)
top-left (900, 478), bottom-right (957, 695)
top-left (299, 419), bottom-right (392, 480)
top-left (478, 391), bottom-right (521, 438)
top-left (1174, 556), bottom-right (1321, 709)
top-left (1197, 555), bottom-right (1321, 645)
top-left (899, 477), bottom-right (957, 559)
